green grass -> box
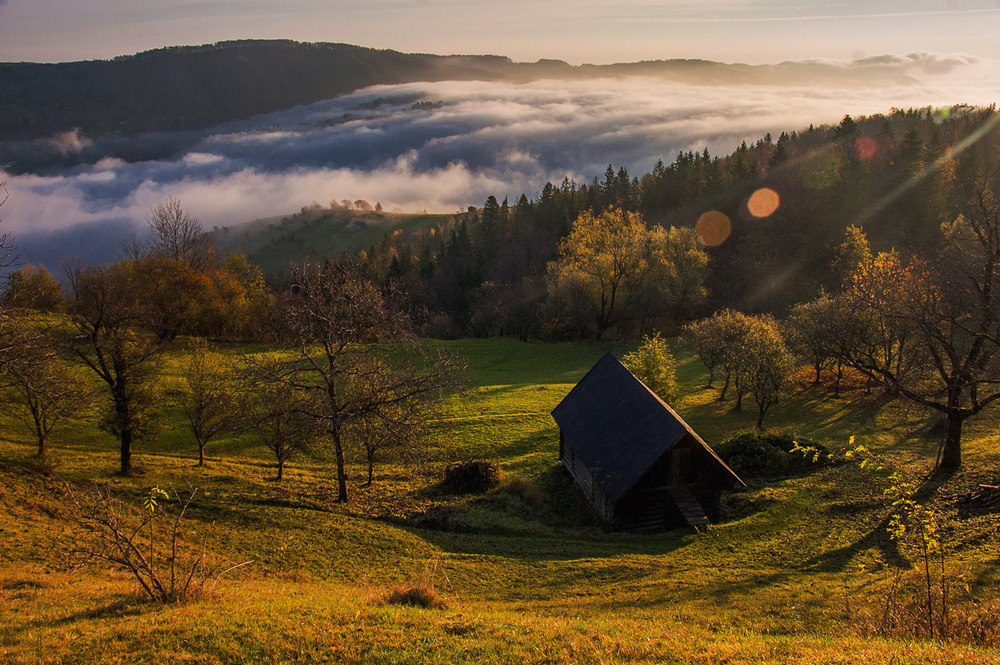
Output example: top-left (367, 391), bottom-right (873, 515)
top-left (2, 337), bottom-right (1000, 663)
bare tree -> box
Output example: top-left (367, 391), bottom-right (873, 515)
top-left (0, 180), bottom-right (15, 272)
top-left (146, 197), bottom-right (214, 271)
top-left (274, 258), bottom-right (462, 500)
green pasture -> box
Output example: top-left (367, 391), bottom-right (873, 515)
top-left (2, 337), bottom-right (999, 663)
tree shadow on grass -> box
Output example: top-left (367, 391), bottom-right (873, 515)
top-left (803, 470), bottom-right (950, 573)
top-left (34, 596), bottom-right (149, 628)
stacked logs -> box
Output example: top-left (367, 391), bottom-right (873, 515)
top-left (947, 485), bottom-right (1000, 514)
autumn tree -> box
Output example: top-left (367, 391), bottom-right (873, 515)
top-left (644, 225), bottom-right (709, 324)
top-left (785, 293), bottom-right (860, 393)
top-left (547, 208), bottom-right (649, 338)
top-left (68, 263), bottom-right (165, 475)
top-left (839, 141), bottom-right (1000, 469)
top-left (686, 309), bottom-right (790, 424)
top-left (740, 317), bottom-right (793, 428)
top-left (274, 259), bottom-right (462, 500)
top-left (684, 315), bottom-right (726, 387)
top-left (3, 264), bottom-right (63, 311)
top-left (235, 353), bottom-right (320, 481)
top-left (785, 294), bottom-right (840, 384)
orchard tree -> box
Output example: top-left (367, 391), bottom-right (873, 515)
top-left (785, 294), bottom-right (840, 384)
top-left (68, 263), bottom-right (165, 475)
top-left (740, 317), bottom-right (793, 428)
top-left (275, 258), bottom-right (462, 501)
top-left (181, 339), bottom-right (238, 466)
top-left (841, 139), bottom-right (1000, 469)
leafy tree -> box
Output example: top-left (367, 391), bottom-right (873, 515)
top-left (683, 315), bottom-right (726, 387)
top-left (181, 339), bottom-right (238, 466)
top-left (644, 225), bottom-right (709, 324)
top-left (3, 264), bottom-right (63, 311)
top-left (840, 141), bottom-right (1000, 469)
top-left (740, 318), bottom-right (793, 428)
top-left (546, 208), bottom-right (649, 338)
top-left (622, 334), bottom-right (678, 404)
top-left (686, 309), bottom-right (790, 423)
top-left (0, 320), bottom-right (91, 460)
top-left (68, 262), bottom-right (166, 475)
top-left (785, 293), bottom-right (839, 384)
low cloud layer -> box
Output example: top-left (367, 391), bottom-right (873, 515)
top-left (3, 55), bottom-right (1000, 267)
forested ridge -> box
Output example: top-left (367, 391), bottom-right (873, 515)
top-left (0, 39), bottom-right (923, 143)
top-left (349, 105), bottom-right (999, 338)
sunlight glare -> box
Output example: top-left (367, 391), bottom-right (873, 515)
top-left (854, 137), bottom-right (878, 161)
top-left (747, 188), bottom-right (780, 218)
top-left (695, 210), bottom-right (732, 246)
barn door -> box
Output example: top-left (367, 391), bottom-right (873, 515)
top-left (669, 448), bottom-right (688, 486)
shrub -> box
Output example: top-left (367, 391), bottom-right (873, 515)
top-left (717, 430), bottom-right (828, 478)
top-left (443, 461), bottom-right (500, 493)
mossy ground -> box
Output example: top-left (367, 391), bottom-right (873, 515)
top-left (2, 338), bottom-right (999, 663)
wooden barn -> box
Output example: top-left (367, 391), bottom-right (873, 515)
top-left (552, 352), bottom-right (744, 531)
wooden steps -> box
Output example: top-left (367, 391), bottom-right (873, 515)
top-left (617, 485), bottom-right (710, 532)
top-left (668, 485), bottom-right (710, 531)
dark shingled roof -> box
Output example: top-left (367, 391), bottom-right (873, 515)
top-left (552, 352), bottom-right (739, 505)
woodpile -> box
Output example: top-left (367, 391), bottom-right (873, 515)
top-left (947, 484), bottom-right (1000, 514)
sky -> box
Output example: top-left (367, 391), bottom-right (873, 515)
top-left (1, 0), bottom-right (999, 65)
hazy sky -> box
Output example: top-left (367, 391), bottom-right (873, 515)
top-left (1, 0), bottom-right (999, 65)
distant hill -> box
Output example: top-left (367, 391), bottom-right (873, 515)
top-left (0, 40), bottom-right (918, 143)
top-left (210, 205), bottom-right (462, 276)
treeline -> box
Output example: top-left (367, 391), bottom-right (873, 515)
top-left (345, 105), bottom-right (996, 339)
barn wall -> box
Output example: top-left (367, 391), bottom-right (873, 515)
top-left (560, 436), bottom-right (613, 521)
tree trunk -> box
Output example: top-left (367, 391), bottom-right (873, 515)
top-left (938, 411), bottom-right (963, 470)
top-left (120, 428), bottom-right (133, 475)
top-left (277, 456), bottom-right (284, 481)
top-left (198, 440), bottom-right (205, 466)
top-left (332, 424), bottom-right (348, 501)
top-left (756, 406), bottom-right (765, 429)
top-left (719, 371), bottom-right (730, 401)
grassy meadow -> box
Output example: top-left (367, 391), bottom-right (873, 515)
top-left (2, 337), bottom-right (1000, 663)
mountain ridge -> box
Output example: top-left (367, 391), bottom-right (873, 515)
top-left (0, 39), bottom-right (918, 143)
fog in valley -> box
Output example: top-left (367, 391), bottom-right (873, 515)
top-left (2, 53), bottom-right (998, 268)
